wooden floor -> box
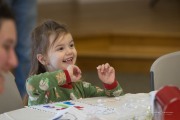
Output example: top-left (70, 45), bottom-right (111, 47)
top-left (38, 0), bottom-right (180, 93)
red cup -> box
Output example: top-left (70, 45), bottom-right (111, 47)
top-left (156, 86), bottom-right (180, 120)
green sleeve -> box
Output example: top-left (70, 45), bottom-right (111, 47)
top-left (79, 80), bottom-right (123, 97)
top-left (26, 70), bottom-right (71, 105)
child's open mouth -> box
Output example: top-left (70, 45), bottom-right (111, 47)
top-left (63, 57), bottom-right (73, 64)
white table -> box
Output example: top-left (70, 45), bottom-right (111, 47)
top-left (0, 93), bottom-right (153, 120)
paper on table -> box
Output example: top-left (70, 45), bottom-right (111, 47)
top-left (29, 100), bottom-right (115, 115)
top-left (51, 107), bottom-right (87, 120)
top-left (51, 107), bottom-right (72, 120)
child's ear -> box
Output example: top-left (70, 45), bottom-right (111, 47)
top-left (37, 54), bottom-right (48, 65)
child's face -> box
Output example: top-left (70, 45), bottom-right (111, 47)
top-left (46, 33), bottom-right (77, 71)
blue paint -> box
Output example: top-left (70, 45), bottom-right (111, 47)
top-left (63, 101), bottom-right (74, 105)
top-left (43, 105), bottom-right (55, 108)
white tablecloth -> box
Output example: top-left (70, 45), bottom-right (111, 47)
top-left (0, 93), bottom-right (153, 120)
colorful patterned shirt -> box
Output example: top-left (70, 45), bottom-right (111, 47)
top-left (26, 70), bottom-right (123, 106)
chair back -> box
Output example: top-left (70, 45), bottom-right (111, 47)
top-left (150, 51), bottom-right (180, 90)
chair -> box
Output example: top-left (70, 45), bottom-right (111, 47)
top-left (150, 51), bottom-right (180, 90)
top-left (0, 72), bottom-right (23, 114)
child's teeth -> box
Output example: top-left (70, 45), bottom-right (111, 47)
top-left (65, 58), bottom-right (72, 62)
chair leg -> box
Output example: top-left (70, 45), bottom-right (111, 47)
top-left (150, 71), bottom-right (155, 91)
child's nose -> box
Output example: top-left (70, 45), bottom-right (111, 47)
top-left (66, 48), bottom-right (73, 55)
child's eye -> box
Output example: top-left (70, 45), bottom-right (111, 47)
top-left (58, 47), bottom-right (64, 51)
top-left (70, 43), bottom-right (74, 48)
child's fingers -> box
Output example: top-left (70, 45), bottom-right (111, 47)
top-left (104, 63), bottom-right (110, 73)
top-left (73, 66), bottom-right (82, 77)
top-left (77, 74), bottom-right (82, 80)
top-left (97, 63), bottom-right (111, 73)
top-left (104, 63), bottom-right (110, 69)
top-left (108, 67), bottom-right (115, 73)
top-left (74, 65), bottom-right (81, 74)
top-left (101, 64), bottom-right (105, 72)
top-left (97, 65), bottom-right (102, 74)
top-left (97, 65), bottom-right (103, 76)
top-left (77, 67), bottom-right (82, 74)
top-left (97, 65), bottom-right (101, 70)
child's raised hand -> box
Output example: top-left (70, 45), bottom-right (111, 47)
top-left (97, 63), bottom-right (115, 84)
top-left (67, 65), bottom-right (82, 82)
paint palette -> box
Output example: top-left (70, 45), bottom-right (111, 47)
top-left (29, 100), bottom-right (115, 115)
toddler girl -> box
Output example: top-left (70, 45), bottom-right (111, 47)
top-left (26, 20), bottom-right (123, 106)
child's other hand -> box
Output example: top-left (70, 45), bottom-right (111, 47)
top-left (67, 65), bottom-right (82, 82)
top-left (97, 63), bottom-right (115, 84)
